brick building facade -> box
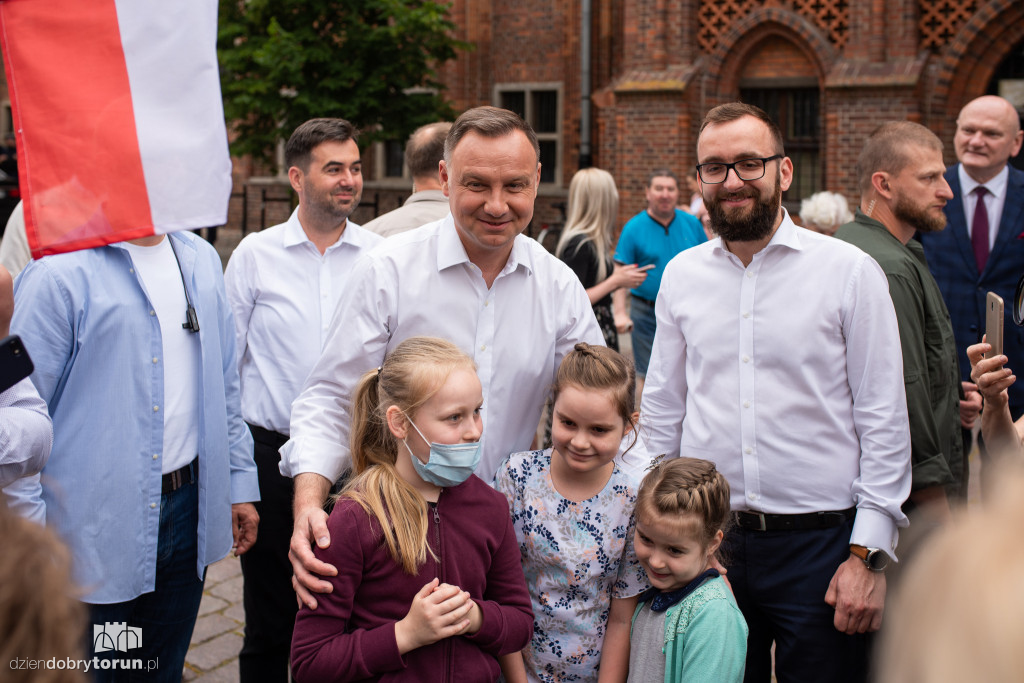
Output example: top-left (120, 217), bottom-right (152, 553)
top-left (408, 0), bottom-right (1024, 232)
top-left (3, 2), bottom-right (1020, 236)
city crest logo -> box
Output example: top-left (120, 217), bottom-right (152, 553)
top-left (93, 623), bottom-right (142, 653)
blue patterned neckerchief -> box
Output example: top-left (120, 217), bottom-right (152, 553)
top-left (638, 568), bottom-right (720, 613)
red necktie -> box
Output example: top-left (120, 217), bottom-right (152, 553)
top-left (972, 186), bottom-right (989, 273)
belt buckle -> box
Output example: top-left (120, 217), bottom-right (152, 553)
top-left (753, 512), bottom-right (767, 531)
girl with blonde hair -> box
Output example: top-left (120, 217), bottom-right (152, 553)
top-left (290, 336), bottom-right (533, 682)
top-left (555, 168), bottom-right (648, 350)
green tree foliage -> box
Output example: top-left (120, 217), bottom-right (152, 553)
top-left (218, 0), bottom-right (468, 166)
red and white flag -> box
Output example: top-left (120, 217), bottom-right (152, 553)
top-left (0, 0), bottom-right (232, 256)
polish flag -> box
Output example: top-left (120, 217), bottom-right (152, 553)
top-left (0, 0), bottom-right (232, 257)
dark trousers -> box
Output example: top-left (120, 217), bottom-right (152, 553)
top-left (88, 474), bottom-right (204, 683)
top-left (723, 518), bottom-right (870, 683)
top-left (239, 424), bottom-right (296, 683)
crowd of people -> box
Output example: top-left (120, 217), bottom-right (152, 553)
top-left (2, 94), bottom-right (1024, 683)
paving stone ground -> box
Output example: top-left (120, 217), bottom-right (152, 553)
top-left (184, 554), bottom-right (245, 682)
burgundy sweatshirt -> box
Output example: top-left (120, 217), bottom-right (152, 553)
top-left (291, 474), bottom-right (534, 682)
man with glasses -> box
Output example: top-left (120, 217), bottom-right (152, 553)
top-left (612, 169), bottom-right (705, 399)
top-left (641, 102), bottom-right (911, 682)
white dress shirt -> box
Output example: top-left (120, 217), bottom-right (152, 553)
top-left (960, 164), bottom-right (1009, 249)
top-left (224, 210), bottom-right (384, 435)
top-left (642, 211), bottom-right (911, 557)
top-left (281, 214), bottom-right (605, 483)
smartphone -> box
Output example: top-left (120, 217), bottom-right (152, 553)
top-left (986, 292), bottom-right (1004, 359)
top-left (0, 334), bottom-right (34, 393)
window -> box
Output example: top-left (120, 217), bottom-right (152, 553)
top-left (383, 139), bottom-right (405, 178)
top-left (740, 87), bottom-right (822, 204)
top-left (495, 84), bottom-right (562, 185)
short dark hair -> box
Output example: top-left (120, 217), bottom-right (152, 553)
top-left (857, 120), bottom-right (943, 195)
top-left (646, 168), bottom-right (679, 188)
top-left (444, 106), bottom-right (540, 165)
top-left (698, 102), bottom-right (785, 157)
top-left (285, 118), bottom-right (359, 172)
top-left (405, 122), bottom-right (452, 180)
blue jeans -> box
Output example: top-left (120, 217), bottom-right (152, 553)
top-left (88, 475), bottom-right (205, 683)
top-left (630, 295), bottom-right (657, 377)
top-left (722, 518), bottom-right (869, 682)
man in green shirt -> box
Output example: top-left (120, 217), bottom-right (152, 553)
top-left (836, 121), bottom-right (980, 535)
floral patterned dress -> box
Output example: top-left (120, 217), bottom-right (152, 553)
top-left (494, 449), bottom-right (648, 682)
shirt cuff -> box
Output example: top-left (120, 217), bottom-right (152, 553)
top-left (850, 506), bottom-right (902, 562)
top-left (279, 436), bottom-right (350, 483)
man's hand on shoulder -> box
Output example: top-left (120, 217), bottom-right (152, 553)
top-left (824, 554), bottom-right (886, 634)
top-left (290, 472), bottom-right (338, 610)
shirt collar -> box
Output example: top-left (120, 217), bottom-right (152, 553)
top-left (283, 208), bottom-right (370, 252)
top-left (959, 163), bottom-right (1009, 199)
top-left (710, 207), bottom-right (803, 258)
top-left (435, 215), bottom-right (534, 276)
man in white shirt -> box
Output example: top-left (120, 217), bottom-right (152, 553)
top-left (283, 106), bottom-right (605, 608)
top-left (641, 102), bottom-right (911, 682)
top-left (224, 118), bottom-right (383, 682)
top-left (362, 121), bottom-right (452, 237)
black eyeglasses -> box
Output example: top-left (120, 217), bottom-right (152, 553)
top-left (695, 155), bottom-right (783, 184)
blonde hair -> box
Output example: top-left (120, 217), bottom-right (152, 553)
top-left (635, 458), bottom-right (731, 549)
top-left (555, 168), bottom-right (619, 282)
top-left (0, 501), bottom-right (87, 683)
top-left (553, 342), bottom-right (637, 441)
top-left (342, 336), bottom-right (477, 574)
top-left (877, 465), bottom-right (1024, 682)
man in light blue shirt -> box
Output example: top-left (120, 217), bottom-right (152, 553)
top-left (4, 231), bottom-right (259, 682)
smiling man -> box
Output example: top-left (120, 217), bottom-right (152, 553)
top-left (835, 121), bottom-right (967, 560)
top-left (919, 95), bottom-right (1024, 488)
top-left (280, 106), bottom-right (605, 610)
top-left (612, 169), bottom-right (705, 397)
top-left (641, 103), bottom-right (911, 682)
top-left (224, 118), bottom-right (383, 682)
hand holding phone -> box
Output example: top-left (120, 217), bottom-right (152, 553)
top-left (986, 291), bottom-right (1004, 359)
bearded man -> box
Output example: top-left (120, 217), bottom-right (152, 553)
top-left (835, 122), bottom-right (971, 551)
top-left (640, 103), bottom-right (911, 683)
top-left (223, 118), bottom-right (383, 682)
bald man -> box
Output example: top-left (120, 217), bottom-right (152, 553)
top-left (919, 95), bottom-right (1024, 489)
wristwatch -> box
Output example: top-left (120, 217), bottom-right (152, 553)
top-left (849, 544), bottom-right (889, 572)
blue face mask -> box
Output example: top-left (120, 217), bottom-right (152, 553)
top-left (403, 417), bottom-right (482, 488)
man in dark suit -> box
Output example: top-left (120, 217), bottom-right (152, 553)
top-left (920, 95), bottom-right (1024, 487)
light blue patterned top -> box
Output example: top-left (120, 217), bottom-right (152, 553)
top-left (495, 448), bottom-right (648, 682)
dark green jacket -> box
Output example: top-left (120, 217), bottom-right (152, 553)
top-left (836, 211), bottom-right (963, 498)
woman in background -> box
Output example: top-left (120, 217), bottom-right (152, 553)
top-left (555, 168), bottom-right (648, 351)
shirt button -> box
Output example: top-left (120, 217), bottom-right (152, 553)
top-left (153, 405), bottom-right (160, 412)
top-left (129, 268), bottom-right (135, 274)
top-left (149, 502), bottom-right (157, 509)
top-left (480, 345), bottom-right (486, 351)
top-left (744, 447), bottom-right (753, 454)
top-left (746, 271), bottom-right (754, 278)
top-left (484, 300), bottom-right (490, 307)
top-left (152, 357), bottom-right (159, 364)
top-left (743, 401), bottom-right (751, 408)
top-left (150, 310), bottom-right (156, 316)
top-left (742, 311), bottom-right (751, 319)
top-left (152, 454), bottom-right (159, 460)
top-left (742, 355), bottom-right (750, 363)
top-left (747, 492), bottom-right (757, 501)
